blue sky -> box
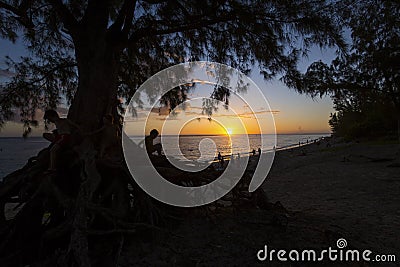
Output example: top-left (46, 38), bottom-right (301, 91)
top-left (0, 37), bottom-right (336, 136)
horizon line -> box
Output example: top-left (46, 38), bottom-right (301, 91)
top-left (0, 132), bottom-right (331, 138)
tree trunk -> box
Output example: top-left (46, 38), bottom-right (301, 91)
top-left (397, 114), bottom-right (400, 144)
top-left (68, 37), bottom-right (119, 132)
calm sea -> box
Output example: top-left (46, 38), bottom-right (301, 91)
top-left (0, 134), bottom-right (328, 178)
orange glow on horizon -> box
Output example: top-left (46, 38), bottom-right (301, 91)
top-left (124, 100), bottom-right (332, 137)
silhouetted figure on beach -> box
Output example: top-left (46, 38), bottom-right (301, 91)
top-left (145, 129), bottom-right (162, 156)
top-left (43, 109), bottom-right (80, 170)
top-left (252, 149), bottom-right (256, 155)
top-left (258, 147), bottom-right (261, 155)
top-left (216, 152), bottom-right (225, 169)
top-left (219, 156), bottom-right (225, 169)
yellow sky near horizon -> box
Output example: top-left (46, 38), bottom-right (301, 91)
top-left (0, 98), bottom-right (332, 137)
top-left (123, 97), bottom-right (331, 136)
top-left (120, 81), bottom-right (333, 136)
top-left (0, 80), bottom-right (333, 137)
top-left (0, 112), bottom-right (331, 137)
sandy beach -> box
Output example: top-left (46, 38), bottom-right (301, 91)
top-left (2, 138), bottom-right (399, 266)
top-left (118, 139), bottom-right (400, 266)
top-left (265, 139), bottom-right (400, 262)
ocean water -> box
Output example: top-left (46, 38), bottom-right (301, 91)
top-left (0, 137), bottom-right (50, 178)
top-left (0, 134), bottom-right (328, 178)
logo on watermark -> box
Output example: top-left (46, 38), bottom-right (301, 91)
top-left (122, 61), bottom-right (276, 207)
top-left (336, 238), bottom-right (347, 249)
top-left (257, 238), bottom-right (396, 263)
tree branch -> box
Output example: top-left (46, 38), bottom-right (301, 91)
top-left (81, 0), bottom-right (111, 32)
top-left (0, 0), bottom-right (34, 29)
top-left (129, 13), bottom-right (237, 44)
top-left (109, 0), bottom-right (136, 34)
top-left (47, 0), bottom-right (78, 36)
top-left (0, 1), bottom-right (19, 14)
top-left (27, 62), bottom-right (77, 87)
top-left (121, 0), bottom-right (136, 36)
top-left (108, 0), bottom-right (137, 45)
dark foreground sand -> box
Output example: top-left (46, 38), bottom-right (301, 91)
top-left (119, 140), bottom-right (400, 266)
top-left (266, 140), bottom-right (400, 256)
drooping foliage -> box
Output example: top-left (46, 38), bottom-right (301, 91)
top-left (300, 0), bottom-right (400, 140)
top-left (0, 2), bottom-right (351, 265)
top-left (0, 0), bottom-right (346, 133)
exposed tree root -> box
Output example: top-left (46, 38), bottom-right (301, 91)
top-left (0, 144), bottom-right (277, 266)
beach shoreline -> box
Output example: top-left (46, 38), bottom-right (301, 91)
top-left (118, 138), bottom-right (400, 266)
top-left (2, 138), bottom-right (399, 266)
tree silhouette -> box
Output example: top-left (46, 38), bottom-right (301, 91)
top-left (0, 1), bottom-right (346, 266)
top-left (301, 0), bottom-right (400, 140)
top-left (0, 0), bottom-right (346, 130)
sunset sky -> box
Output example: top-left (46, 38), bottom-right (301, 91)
top-left (0, 38), bottom-right (335, 137)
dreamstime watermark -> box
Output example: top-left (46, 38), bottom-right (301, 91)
top-left (122, 61), bottom-right (276, 207)
top-left (257, 238), bottom-right (397, 263)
